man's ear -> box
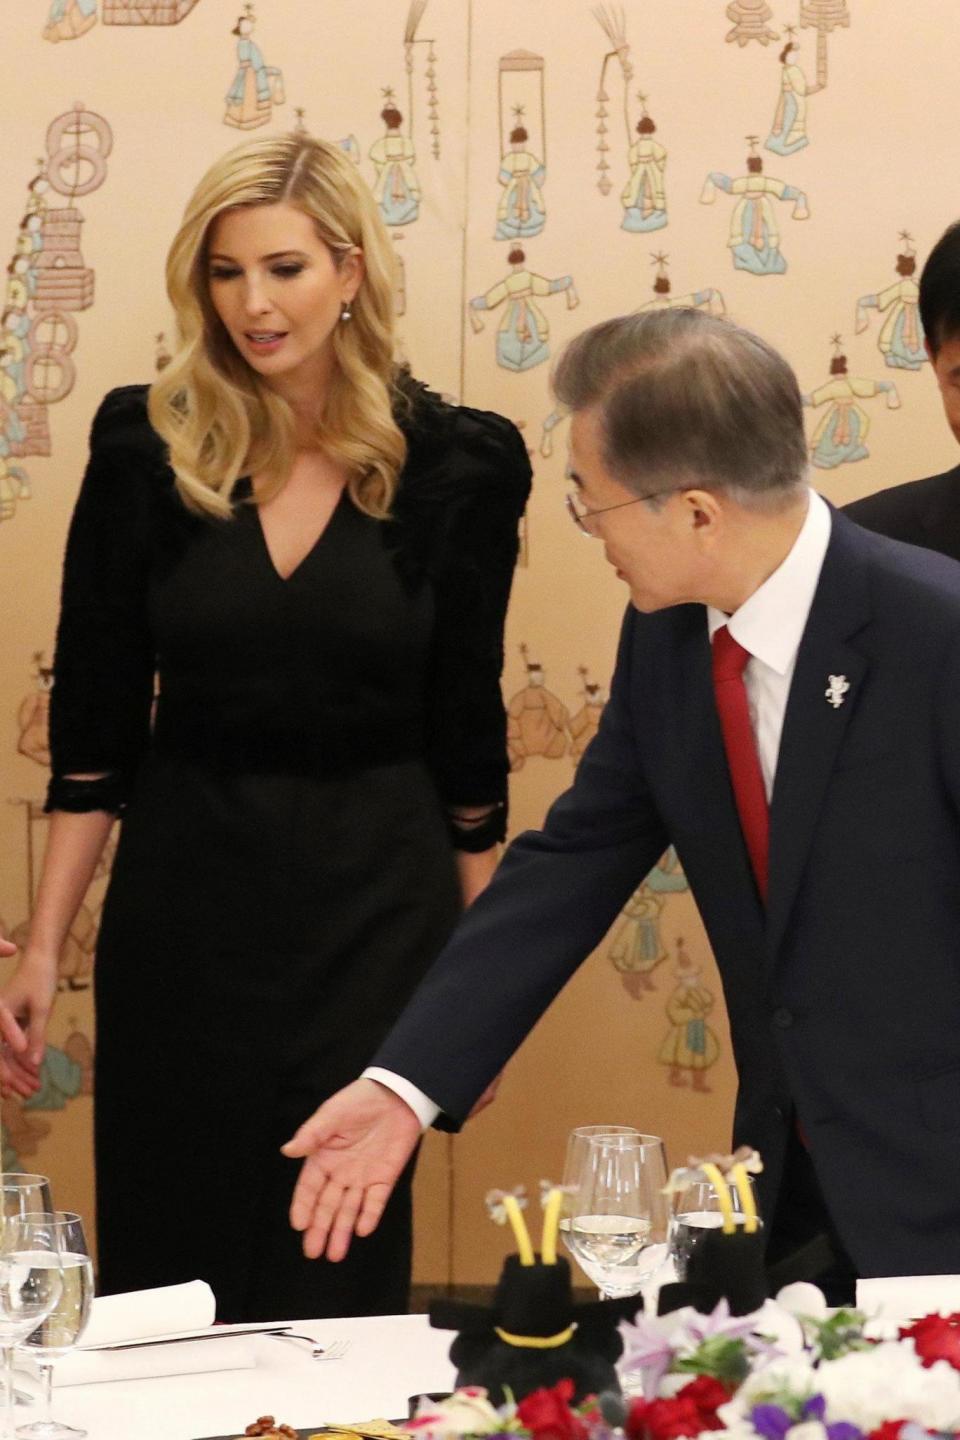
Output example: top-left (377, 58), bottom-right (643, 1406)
top-left (681, 488), bottom-right (722, 533)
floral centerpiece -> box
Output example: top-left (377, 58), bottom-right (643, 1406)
top-left (408, 1289), bottom-right (960, 1440)
top-left (413, 1151), bottom-right (960, 1440)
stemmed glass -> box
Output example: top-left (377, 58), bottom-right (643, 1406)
top-left (667, 1171), bottom-right (760, 1280)
top-left (16, 1214), bottom-right (93, 1440)
top-left (0, 1186), bottom-right (53, 1231)
top-left (560, 1130), bottom-right (669, 1300)
top-left (0, 1181), bottom-right (54, 1414)
top-left (559, 1127), bottom-right (641, 1280)
top-left (0, 1219), bottom-right (62, 1438)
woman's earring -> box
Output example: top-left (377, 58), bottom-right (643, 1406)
top-left (340, 301), bottom-right (352, 322)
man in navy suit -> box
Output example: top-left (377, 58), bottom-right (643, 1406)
top-left (283, 309), bottom-right (960, 1291)
top-left (846, 220), bottom-right (960, 556)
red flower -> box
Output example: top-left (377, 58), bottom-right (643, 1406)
top-left (675, 1376), bottom-right (730, 1430)
top-left (640, 1397), bottom-right (703, 1440)
top-left (623, 1379), bottom-right (731, 1440)
top-left (900, 1313), bottom-right (960, 1371)
top-left (865, 1423), bottom-right (908, 1440)
top-left (516, 1380), bottom-right (588, 1440)
top-left (624, 1396), bottom-right (651, 1440)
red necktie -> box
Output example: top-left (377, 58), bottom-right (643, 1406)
top-left (711, 625), bottom-right (769, 901)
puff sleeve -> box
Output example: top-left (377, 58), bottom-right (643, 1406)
top-left (45, 386), bottom-right (161, 814)
top-left (415, 404), bottom-right (532, 849)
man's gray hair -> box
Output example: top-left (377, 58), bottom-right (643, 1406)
top-left (553, 308), bottom-right (808, 508)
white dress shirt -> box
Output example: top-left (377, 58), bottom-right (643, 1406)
top-left (364, 489), bottom-right (833, 1128)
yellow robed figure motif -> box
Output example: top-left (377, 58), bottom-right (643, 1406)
top-left (658, 947), bottom-right (720, 1092)
top-left (369, 101), bottom-right (420, 227)
top-left (621, 115), bottom-right (667, 233)
top-left (495, 125), bottom-right (546, 241)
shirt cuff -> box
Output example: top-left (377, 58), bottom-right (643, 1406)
top-left (361, 1067), bottom-right (440, 1130)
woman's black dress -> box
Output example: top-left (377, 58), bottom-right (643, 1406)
top-left (47, 381), bottom-right (531, 1320)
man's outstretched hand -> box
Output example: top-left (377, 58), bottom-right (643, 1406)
top-left (282, 1078), bottom-right (422, 1262)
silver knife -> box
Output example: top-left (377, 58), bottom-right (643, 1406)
top-left (87, 1324), bottom-right (294, 1352)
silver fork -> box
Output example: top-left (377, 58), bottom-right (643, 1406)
top-left (271, 1333), bottom-right (352, 1360)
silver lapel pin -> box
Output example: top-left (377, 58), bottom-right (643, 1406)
top-left (825, 674), bottom-right (850, 709)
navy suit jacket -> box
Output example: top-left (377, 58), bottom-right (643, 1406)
top-left (374, 510), bottom-right (960, 1276)
top-left (845, 463), bottom-right (960, 562)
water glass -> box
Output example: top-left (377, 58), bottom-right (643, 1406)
top-left (668, 1171), bottom-right (761, 1280)
top-left (561, 1130), bottom-right (669, 1299)
top-left (0, 1219), bottom-right (62, 1438)
top-left (16, 1213), bottom-right (93, 1440)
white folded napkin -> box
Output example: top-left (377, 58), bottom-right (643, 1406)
top-left (47, 1281), bottom-right (257, 1387)
top-left (858, 1273), bottom-right (960, 1328)
top-left (81, 1280), bottom-right (216, 1348)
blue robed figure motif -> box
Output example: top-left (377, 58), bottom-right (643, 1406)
top-left (766, 40), bottom-right (822, 155)
top-left (803, 346), bottom-right (900, 469)
top-left (495, 123), bottom-right (546, 241)
top-left (224, 7), bottom-right (284, 131)
top-left (469, 247), bottom-right (577, 373)
top-left (701, 149), bottom-right (808, 276)
top-left (1, 309), bottom-right (31, 404)
top-left (43, 0), bottom-right (96, 43)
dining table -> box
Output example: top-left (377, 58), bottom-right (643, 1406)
top-left (48, 1312), bottom-right (458, 1440)
top-left (39, 1269), bottom-right (960, 1440)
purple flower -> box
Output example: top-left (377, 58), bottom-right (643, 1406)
top-left (686, 1299), bottom-right (761, 1347)
top-left (803, 1396), bottom-right (826, 1422)
top-left (618, 1315), bottom-right (677, 1398)
top-left (826, 1425), bottom-right (863, 1440)
top-left (750, 1404), bottom-right (794, 1440)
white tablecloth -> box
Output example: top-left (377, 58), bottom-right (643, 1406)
top-left (37, 1273), bottom-right (960, 1439)
top-left (51, 1313), bottom-right (457, 1440)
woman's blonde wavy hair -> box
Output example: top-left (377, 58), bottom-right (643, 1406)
top-left (148, 133), bottom-right (406, 520)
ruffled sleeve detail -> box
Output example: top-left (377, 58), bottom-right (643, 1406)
top-left (392, 386), bottom-right (532, 847)
top-left (45, 386), bottom-right (165, 815)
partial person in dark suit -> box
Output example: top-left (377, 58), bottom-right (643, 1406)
top-left (283, 308), bottom-right (960, 1294)
top-left (845, 220), bottom-right (960, 556)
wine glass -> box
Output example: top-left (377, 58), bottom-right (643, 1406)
top-left (562, 1132), bottom-right (669, 1300)
top-left (0, 1185), bottom-right (53, 1230)
top-left (15, 1214), bottom-right (93, 1440)
top-left (559, 1127), bottom-right (642, 1279)
top-left (668, 1171), bottom-right (761, 1281)
top-left (0, 1219), bottom-right (62, 1438)
top-left (0, 1181), bottom-right (54, 1412)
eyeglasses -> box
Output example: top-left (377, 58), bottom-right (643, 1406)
top-left (565, 487), bottom-right (672, 537)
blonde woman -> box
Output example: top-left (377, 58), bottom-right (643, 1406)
top-left (0, 134), bottom-right (530, 1320)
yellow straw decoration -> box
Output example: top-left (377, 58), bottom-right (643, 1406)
top-left (540, 1187), bottom-right (563, 1265)
top-left (730, 1162), bottom-right (759, 1234)
top-left (503, 1193), bottom-right (536, 1265)
top-left (699, 1162), bottom-right (736, 1234)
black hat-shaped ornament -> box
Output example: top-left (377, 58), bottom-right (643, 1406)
top-left (429, 1187), bottom-right (643, 1406)
top-left (657, 1153), bottom-right (767, 1318)
top-left (655, 1148), bottom-right (840, 1317)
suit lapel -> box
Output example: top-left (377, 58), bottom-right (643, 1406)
top-left (669, 607), bottom-right (767, 933)
top-left (765, 512), bottom-right (872, 961)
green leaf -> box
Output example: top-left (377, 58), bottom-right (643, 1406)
top-left (673, 1336), bottom-right (751, 1386)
